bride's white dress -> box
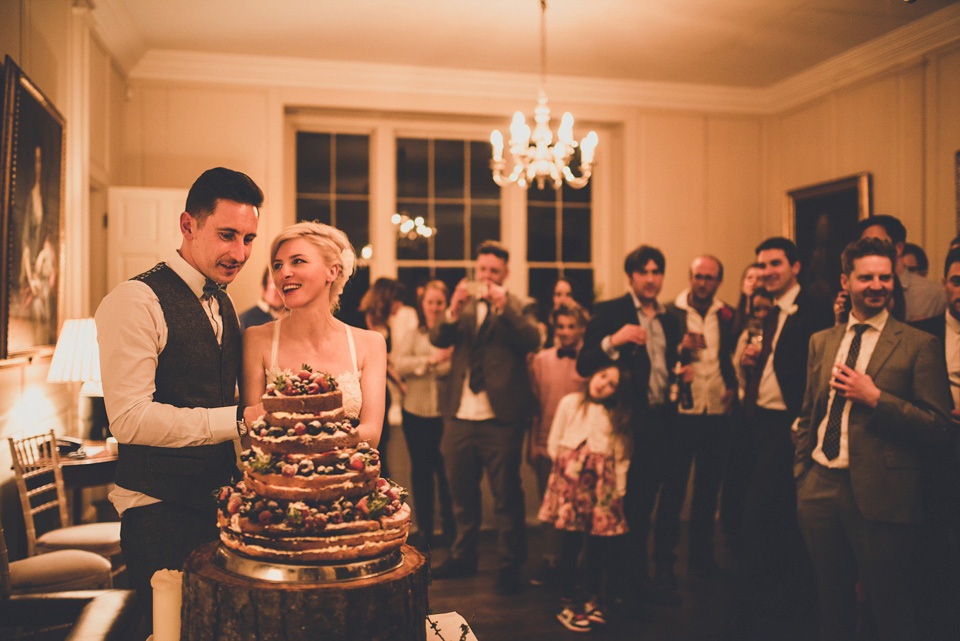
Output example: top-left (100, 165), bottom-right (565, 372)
top-left (266, 319), bottom-right (362, 419)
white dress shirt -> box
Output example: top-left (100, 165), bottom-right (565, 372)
top-left (95, 250), bottom-right (239, 515)
top-left (673, 289), bottom-right (728, 415)
top-left (946, 312), bottom-right (960, 410)
top-left (757, 283), bottom-right (801, 410)
top-left (812, 309), bottom-right (889, 469)
top-left (450, 299), bottom-right (497, 421)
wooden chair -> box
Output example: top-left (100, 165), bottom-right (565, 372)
top-left (7, 430), bottom-right (123, 578)
top-left (1, 520), bottom-right (112, 595)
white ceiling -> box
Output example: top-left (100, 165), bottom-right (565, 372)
top-left (95, 0), bottom-right (960, 88)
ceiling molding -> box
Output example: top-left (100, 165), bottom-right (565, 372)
top-left (130, 50), bottom-right (767, 115)
top-left (763, 2), bottom-right (960, 113)
top-left (119, 3), bottom-right (960, 118)
top-left (88, 0), bottom-right (145, 73)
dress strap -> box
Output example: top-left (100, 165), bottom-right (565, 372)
top-left (345, 323), bottom-right (359, 373)
top-left (270, 318), bottom-right (282, 371)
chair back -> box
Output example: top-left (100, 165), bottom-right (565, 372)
top-left (7, 430), bottom-right (70, 556)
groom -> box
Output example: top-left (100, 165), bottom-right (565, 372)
top-left (96, 167), bottom-right (263, 639)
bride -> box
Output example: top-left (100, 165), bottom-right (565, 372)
top-left (241, 222), bottom-right (387, 447)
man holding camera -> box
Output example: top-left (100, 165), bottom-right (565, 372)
top-left (429, 240), bottom-right (541, 595)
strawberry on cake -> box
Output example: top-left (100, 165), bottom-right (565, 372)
top-left (217, 365), bottom-right (410, 563)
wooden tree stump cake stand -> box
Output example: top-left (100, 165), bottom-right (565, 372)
top-left (181, 542), bottom-right (427, 641)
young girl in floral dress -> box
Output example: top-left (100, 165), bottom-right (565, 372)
top-left (538, 363), bottom-right (631, 633)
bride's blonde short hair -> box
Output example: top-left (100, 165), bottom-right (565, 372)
top-left (270, 221), bottom-right (357, 311)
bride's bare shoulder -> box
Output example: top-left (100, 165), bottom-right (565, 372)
top-left (242, 321), bottom-right (275, 350)
top-left (345, 323), bottom-right (387, 354)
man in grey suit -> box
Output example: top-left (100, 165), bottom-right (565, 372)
top-left (429, 240), bottom-right (541, 595)
top-left (795, 237), bottom-right (952, 641)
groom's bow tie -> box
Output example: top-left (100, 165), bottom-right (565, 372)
top-left (202, 279), bottom-right (227, 300)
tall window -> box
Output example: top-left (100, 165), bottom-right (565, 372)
top-left (295, 131), bottom-right (371, 312)
top-left (395, 137), bottom-right (501, 296)
top-left (527, 174), bottom-right (594, 312)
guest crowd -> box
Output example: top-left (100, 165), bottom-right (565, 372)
top-left (95, 165), bottom-right (957, 641)
top-left (319, 215), bottom-right (958, 641)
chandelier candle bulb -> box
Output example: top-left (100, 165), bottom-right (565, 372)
top-left (490, 130), bottom-right (504, 161)
top-left (581, 131), bottom-right (599, 165)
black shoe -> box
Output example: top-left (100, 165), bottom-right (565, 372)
top-left (431, 557), bottom-right (477, 579)
top-left (494, 566), bottom-right (522, 595)
top-left (528, 559), bottom-right (555, 587)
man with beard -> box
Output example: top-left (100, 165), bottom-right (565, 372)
top-left (96, 168), bottom-right (263, 640)
top-left (795, 237), bottom-right (951, 641)
top-left (665, 255), bottom-right (737, 576)
top-left (578, 245), bottom-right (682, 607)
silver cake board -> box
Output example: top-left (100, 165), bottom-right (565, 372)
top-left (212, 543), bottom-right (403, 583)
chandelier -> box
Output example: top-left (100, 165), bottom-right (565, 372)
top-left (391, 211), bottom-right (436, 246)
top-left (490, 0), bottom-right (598, 190)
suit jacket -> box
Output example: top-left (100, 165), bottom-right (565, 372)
top-left (577, 293), bottom-right (682, 413)
top-left (770, 289), bottom-right (833, 416)
top-left (429, 292), bottom-right (540, 423)
top-left (794, 316), bottom-right (952, 523)
top-left (909, 312), bottom-right (960, 524)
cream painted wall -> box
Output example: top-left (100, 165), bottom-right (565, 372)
top-left (765, 45), bottom-right (960, 281)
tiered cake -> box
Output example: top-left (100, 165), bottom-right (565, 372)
top-left (217, 365), bottom-right (410, 563)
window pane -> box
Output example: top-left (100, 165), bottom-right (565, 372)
top-left (336, 199), bottom-right (369, 250)
top-left (528, 268), bottom-right (561, 320)
top-left (335, 134), bottom-right (369, 195)
top-left (434, 139), bottom-right (465, 199)
top-left (561, 150), bottom-right (592, 203)
top-left (527, 205), bottom-right (556, 262)
top-left (528, 181), bottom-right (556, 205)
top-left (470, 141), bottom-right (499, 200)
top-left (470, 204), bottom-right (500, 258)
top-left (435, 267), bottom-right (467, 294)
top-left (397, 138), bottom-right (428, 198)
top-left (564, 268), bottom-right (595, 309)
top-left (562, 207), bottom-right (591, 263)
top-left (435, 204), bottom-right (465, 260)
top-left (396, 203), bottom-right (429, 261)
top-left (337, 266), bottom-right (370, 320)
top-left (296, 197), bottom-right (331, 224)
top-left (297, 132), bottom-right (331, 194)
top-left (397, 267), bottom-right (431, 307)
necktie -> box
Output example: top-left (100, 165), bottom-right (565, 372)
top-left (468, 301), bottom-right (493, 393)
top-left (821, 323), bottom-right (870, 460)
top-left (556, 347), bottom-right (577, 359)
top-left (202, 278), bottom-right (226, 300)
top-left (743, 307), bottom-right (780, 415)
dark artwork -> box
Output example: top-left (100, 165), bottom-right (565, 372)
top-left (786, 173), bottom-right (871, 315)
top-left (1, 56), bottom-right (65, 358)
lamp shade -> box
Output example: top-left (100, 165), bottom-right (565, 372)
top-left (47, 318), bottom-right (101, 383)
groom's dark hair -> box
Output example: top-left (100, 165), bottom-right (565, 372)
top-left (185, 167), bottom-right (263, 223)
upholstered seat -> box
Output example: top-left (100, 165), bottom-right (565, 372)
top-left (37, 522), bottom-right (122, 557)
top-left (1, 523), bottom-right (112, 596)
top-left (8, 549), bottom-right (112, 593)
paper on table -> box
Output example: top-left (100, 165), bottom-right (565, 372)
top-left (151, 569), bottom-right (183, 641)
top-left (426, 611), bottom-right (479, 640)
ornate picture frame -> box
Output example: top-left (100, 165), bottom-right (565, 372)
top-left (784, 172), bottom-right (872, 314)
top-left (0, 56), bottom-right (66, 359)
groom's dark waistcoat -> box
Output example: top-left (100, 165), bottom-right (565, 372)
top-left (115, 263), bottom-right (240, 512)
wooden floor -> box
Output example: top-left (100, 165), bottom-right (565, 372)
top-left (425, 526), bottom-right (761, 641)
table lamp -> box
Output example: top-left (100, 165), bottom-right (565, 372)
top-left (47, 318), bottom-right (108, 440)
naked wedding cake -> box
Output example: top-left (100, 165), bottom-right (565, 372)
top-left (216, 365), bottom-right (410, 563)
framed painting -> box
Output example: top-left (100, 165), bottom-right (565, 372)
top-left (0, 55), bottom-right (65, 359)
top-left (784, 172), bottom-right (872, 315)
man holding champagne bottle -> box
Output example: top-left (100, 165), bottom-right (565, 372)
top-left (665, 256), bottom-right (738, 576)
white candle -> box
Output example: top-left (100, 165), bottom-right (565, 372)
top-left (150, 569), bottom-right (183, 641)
